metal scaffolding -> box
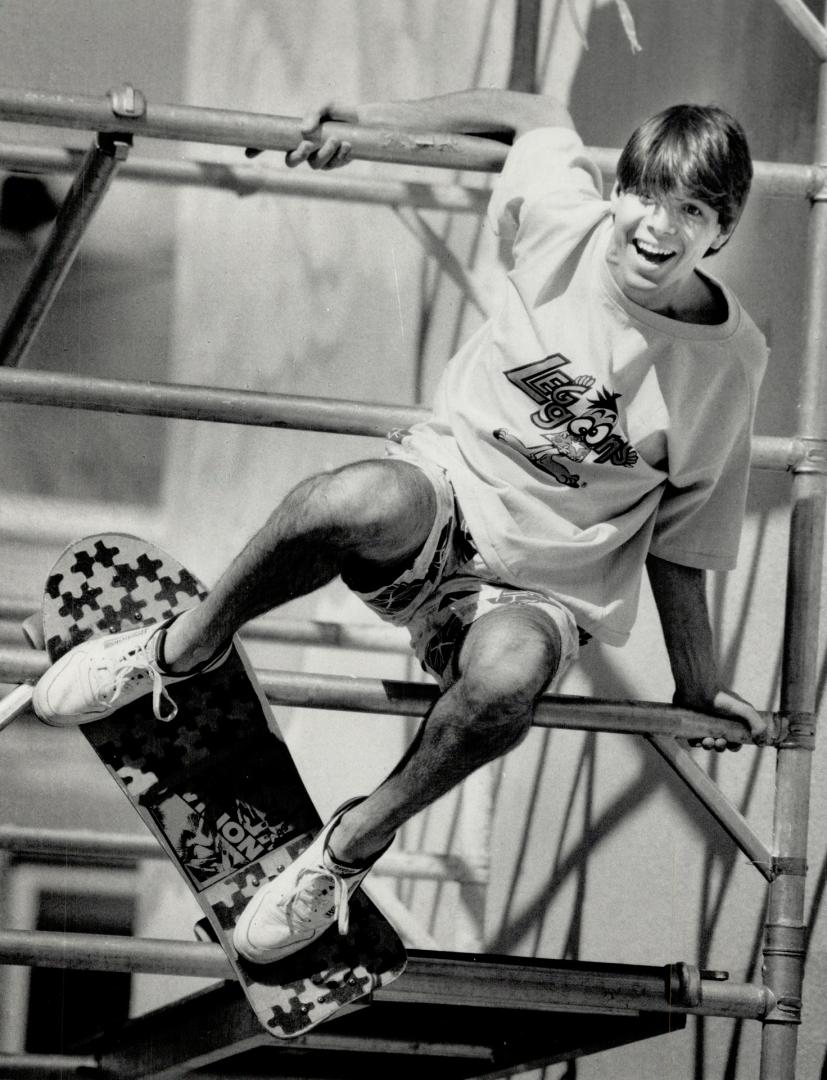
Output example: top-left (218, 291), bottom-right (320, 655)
top-left (0, 2), bottom-right (825, 1076)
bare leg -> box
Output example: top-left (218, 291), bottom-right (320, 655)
top-left (162, 459), bottom-right (436, 671)
top-left (328, 604), bottom-right (563, 865)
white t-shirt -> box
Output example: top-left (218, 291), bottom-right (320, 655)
top-left (401, 127), bottom-right (768, 645)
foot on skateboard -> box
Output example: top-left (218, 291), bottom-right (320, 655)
top-left (33, 614), bottom-right (230, 726)
top-left (32, 533), bottom-right (407, 1038)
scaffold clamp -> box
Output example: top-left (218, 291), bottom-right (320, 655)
top-left (810, 164), bottom-right (827, 202)
top-left (107, 83), bottom-right (147, 120)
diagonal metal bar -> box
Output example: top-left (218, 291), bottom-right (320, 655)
top-left (771, 0), bottom-right (827, 59)
top-left (0, 683), bottom-right (33, 732)
top-left (0, 133), bottom-right (129, 367)
top-left (647, 735), bottom-right (774, 880)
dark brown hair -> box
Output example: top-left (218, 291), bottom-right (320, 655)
top-left (616, 104), bottom-right (753, 248)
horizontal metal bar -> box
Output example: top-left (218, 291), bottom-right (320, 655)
top-left (0, 649), bottom-right (773, 746)
top-left (0, 368), bottom-right (797, 470)
top-left (256, 669), bottom-right (770, 746)
top-left (0, 86), bottom-right (508, 172)
top-left (0, 367), bottom-right (424, 438)
top-left (0, 825), bottom-right (489, 885)
top-left (0, 142), bottom-right (491, 212)
top-left (0, 930), bottom-right (772, 1020)
top-left (0, 87), bottom-right (821, 196)
top-left (0, 1053), bottom-right (99, 1077)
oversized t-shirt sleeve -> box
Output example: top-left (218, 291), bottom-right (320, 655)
top-left (648, 346), bottom-right (765, 571)
top-left (648, 425), bottom-right (752, 570)
top-left (487, 127), bottom-right (605, 266)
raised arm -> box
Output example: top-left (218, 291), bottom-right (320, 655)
top-left (284, 89), bottom-right (573, 170)
top-left (645, 553), bottom-right (768, 749)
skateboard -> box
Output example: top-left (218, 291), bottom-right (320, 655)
top-left (32, 533), bottom-right (407, 1038)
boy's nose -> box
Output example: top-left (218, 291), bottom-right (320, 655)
top-left (647, 203), bottom-right (677, 233)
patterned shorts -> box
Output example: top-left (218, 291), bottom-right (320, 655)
top-left (350, 450), bottom-right (585, 689)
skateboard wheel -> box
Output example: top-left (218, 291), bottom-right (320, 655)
top-left (22, 613), bottom-right (45, 650)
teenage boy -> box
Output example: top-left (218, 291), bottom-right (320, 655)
top-left (32, 90), bottom-right (768, 965)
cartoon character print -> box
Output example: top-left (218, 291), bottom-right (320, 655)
top-left (498, 354), bottom-right (638, 487)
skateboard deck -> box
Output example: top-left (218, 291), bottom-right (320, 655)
top-left (37, 533), bottom-right (407, 1038)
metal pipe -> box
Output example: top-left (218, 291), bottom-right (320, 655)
top-left (0, 368), bottom-right (798, 470)
top-left (0, 824), bottom-right (489, 885)
top-left (761, 8), bottom-right (827, 1076)
top-left (0, 930), bottom-right (772, 1020)
top-left (0, 142), bottom-right (491, 212)
top-left (0, 134), bottom-right (128, 368)
top-left (0, 120), bottom-right (823, 200)
top-left (509, 0), bottom-right (542, 93)
top-left (0, 1053), bottom-right (99, 1077)
top-left (0, 85), bottom-right (508, 172)
top-left (0, 683), bottom-right (32, 732)
top-left (0, 650), bottom-right (773, 745)
top-left (647, 736), bottom-right (774, 879)
top-left (771, 0), bottom-right (827, 59)
top-left (586, 146), bottom-right (825, 199)
top-left (255, 670), bottom-right (769, 746)
top-left (0, 367), bottom-right (424, 438)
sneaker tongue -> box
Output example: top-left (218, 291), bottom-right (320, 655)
top-left (292, 872), bottom-right (336, 920)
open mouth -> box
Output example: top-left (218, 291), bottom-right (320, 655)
top-left (632, 239), bottom-right (676, 266)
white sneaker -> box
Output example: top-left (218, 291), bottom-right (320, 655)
top-left (233, 799), bottom-right (383, 965)
top-left (33, 616), bottom-right (230, 727)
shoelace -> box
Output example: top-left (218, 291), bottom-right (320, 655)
top-left (95, 644), bottom-right (179, 722)
top-left (281, 866), bottom-right (351, 936)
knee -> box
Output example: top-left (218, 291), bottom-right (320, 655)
top-left (452, 611), bottom-right (562, 751)
top-left (288, 460), bottom-right (430, 551)
top-left (453, 671), bottom-right (537, 756)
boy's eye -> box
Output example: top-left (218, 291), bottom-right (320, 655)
top-left (682, 203), bottom-right (703, 217)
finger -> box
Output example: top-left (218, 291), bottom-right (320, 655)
top-left (311, 136), bottom-right (345, 170)
top-left (332, 141), bottom-right (352, 168)
top-left (285, 138), bottom-right (318, 169)
top-left (299, 107), bottom-right (328, 137)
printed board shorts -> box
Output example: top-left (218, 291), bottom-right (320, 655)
top-left (349, 446), bottom-right (587, 689)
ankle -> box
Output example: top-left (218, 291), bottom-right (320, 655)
top-left (327, 813), bottom-right (391, 869)
top-left (158, 611), bottom-right (214, 673)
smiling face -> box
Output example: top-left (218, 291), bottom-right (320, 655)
top-left (606, 184), bottom-right (731, 315)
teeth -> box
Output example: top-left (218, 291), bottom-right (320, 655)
top-left (635, 239), bottom-right (673, 258)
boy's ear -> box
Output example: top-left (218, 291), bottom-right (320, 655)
top-left (609, 181), bottom-right (622, 210)
top-left (709, 224), bottom-right (734, 252)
